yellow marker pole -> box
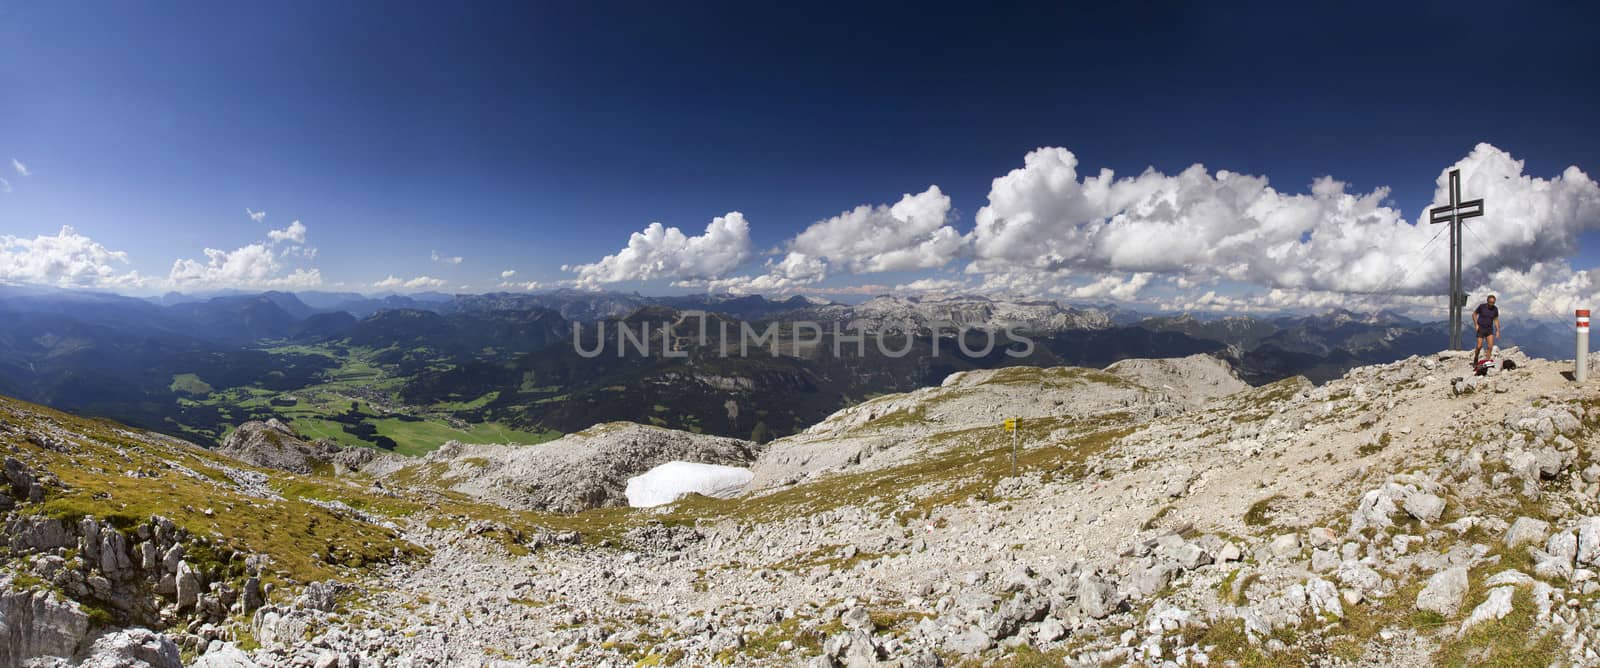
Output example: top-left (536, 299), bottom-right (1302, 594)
top-left (1004, 418), bottom-right (1018, 476)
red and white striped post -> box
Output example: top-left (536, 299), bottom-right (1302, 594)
top-left (1578, 309), bottom-right (1590, 384)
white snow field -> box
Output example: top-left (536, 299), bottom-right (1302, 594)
top-left (625, 461), bottom-right (754, 508)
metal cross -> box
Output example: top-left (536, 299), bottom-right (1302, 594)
top-left (1429, 168), bottom-right (1485, 350)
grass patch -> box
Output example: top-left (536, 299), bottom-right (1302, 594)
top-left (367, 417), bottom-right (559, 456)
top-left (955, 644), bottom-right (1071, 667)
top-left (1434, 588), bottom-right (1559, 667)
top-left (1244, 494), bottom-right (1284, 527)
top-left (1143, 504), bottom-right (1175, 531)
top-left (2, 395), bottom-right (422, 585)
top-left (661, 418), bottom-right (1134, 527)
top-left (169, 373), bottom-right (214, 396)
top-left (1359, 431), bottom-right (1392, 457)
top-left (1178, 618), bottom-right (1315, 667)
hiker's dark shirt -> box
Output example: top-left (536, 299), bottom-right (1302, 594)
top-left (1473, 303), bottom-right (1498, 332)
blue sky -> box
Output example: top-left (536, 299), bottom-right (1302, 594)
top-left (1, 1), bottom-right (1597, 311)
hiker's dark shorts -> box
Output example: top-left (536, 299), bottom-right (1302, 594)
top-left (1477, 327), bottom-right (1494, 338)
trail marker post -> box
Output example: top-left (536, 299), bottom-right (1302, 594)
top-left (1578, 309), bottom-right (1590, 384)
top-left (1003, 418), bottom-right (1018, 476)
top-left (1430, 168), bottom-right (1485, 350)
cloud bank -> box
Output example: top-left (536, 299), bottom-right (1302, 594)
top-left (169, 244), bottom-right (322, 289)
top-left (0, 226), bottom-right (143, 288)
top-left (267, 221), bottom-right (306, 244)
top-left (566, 212), bottom-right (753, 286)
top-left (169, 219), bottom-right (322, 290)
top-left (375, 275), bottom-right (447, 290)
top-left (687, 186), bottom-right (962, 294)
top-left (789, 186), bottom-right (961, 273)
top-left (968, 144), bottom-right (1600, 299)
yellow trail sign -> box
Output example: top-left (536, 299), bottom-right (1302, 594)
top-left (1003, 418), bottom-right (1017, 432)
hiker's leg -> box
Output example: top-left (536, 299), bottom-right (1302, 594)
top-left (1486, 334), bottom-right (1495, 361)
top-left (1473, 336), bottom-right (1483, 362)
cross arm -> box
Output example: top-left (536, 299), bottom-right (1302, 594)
top-left (1430, 198), bottom-right (1485, 223)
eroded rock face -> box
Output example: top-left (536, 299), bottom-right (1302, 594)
top-left (6, 516), bottom-right (73, 553)
top-left (0, 578), bottom-right (90, 667)
top-left (746, 362), bottom-right (1195, 491)
top-left (189, 642), bottom-right (261, 668)
top-left (404, 423), bottom-right (764, 512)
top-left (1102, 354), bottom-right (1250, 405)
top-left (3, 512), bottom-right (270, 642)
top-left (5, 456), bottom-right (48, 503)
top-left (216, 420), bottom-right (337, 475)
top-left (77, 628), bottom-right (182, 668)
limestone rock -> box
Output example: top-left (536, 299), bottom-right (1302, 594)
top-left (175, 561), bottom-right (201, 611)
top-left (190, 642), bottom-right (263, 668)
top-left (7, 517), bottom-right (73, 553)
top-left (1269, 533), bottom-right (1301, 559)
top-left (840, 606), bottom-right (873, 633)
top-left (295, 581), bottom-right (341, 612)
top-left (1416, 567), bottom-right (1469, 617)
top-left (1577, 517), bottom-right (1600, 566)
top-left (1077, 572), bottom-right (1123, 619)
top-left (1305, 578), bottom-right (1343, 619)
top-left (1504, 517), bottom-right (1550, 549)
top-left (0, 581), bottom-right (90, 668)
top-left (77, 628), bottom-right (182, 668)
top-left (1350, 484), bottom-right (1407, 532)
top-left (1403, 492), bottom-right (1445, 523)
top-left (408, 423), bottom-right (764, 512)
top-left (1458, 586), bottom-right (1515, 635)
top-left (1102, 354), bottom-right (1249, 404)
top-left (240, 576), bottom-right (264, 613)
top-left (217, 420), bottom-right (337, 475)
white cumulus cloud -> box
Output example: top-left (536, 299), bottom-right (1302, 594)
top-left (0, 226), bottom-right (143, 288)
top-left (567, 212), bottom-right (753, 286)
top-left (679, 251), bottom-right (828, 295)
top-left (1059, 272), bottom-right (1154, 301)
top-left (1467, 261), bottom-right (1600, 323)
top-left (893, 278), bottom-right (971, 294)
top-left (696, 187), bottom-right (967, 295)
top-left (247, 208), bottom-right (266, 222)
top-left (968, 143), bottom-right (1600, 299)
top-left (168, 243), bottom-right (322, 290)
top-left (374, 275), bottom-right (448, 290)
top-left (789, 186), bottom-right (962, 273)
top-left (498, 280), bottom-right (546, 291)
top-left (500, 269), bottom-right (517, 279)
top-left (168, 220), bottom-right (320, 290)
top-left (11, 159), bottom-right (29, 177)
top-left (431, 250), bottom-right (464, 265)
top-left (267, 221), bottom-right (306, 244)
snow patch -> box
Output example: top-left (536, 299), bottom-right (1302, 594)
top-left (625, 461), bottom-right (753, 508)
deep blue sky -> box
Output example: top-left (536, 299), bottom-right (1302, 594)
top-left (1, 1), bottom-right (1597, 294)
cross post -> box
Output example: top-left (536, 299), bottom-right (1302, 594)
top-left (1429, 169), bottom-right (1484, 350)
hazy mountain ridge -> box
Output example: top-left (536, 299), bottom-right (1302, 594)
top-left (0, 286), bottom-right (1585, 451)
top-left (777, 294), bottom-right (1115, 334)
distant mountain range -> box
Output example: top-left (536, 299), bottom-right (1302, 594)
top-left (0, 285), bottom-right (1582, 445)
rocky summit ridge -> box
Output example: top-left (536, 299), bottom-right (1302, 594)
top-left (2, 348), bottom-right (1600, 666)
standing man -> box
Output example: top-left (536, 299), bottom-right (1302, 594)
top-left (1472, 295), bottom-right (1500, 364)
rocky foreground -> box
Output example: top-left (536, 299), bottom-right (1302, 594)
top-left (2, 350), bottom-right (1600, 666)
